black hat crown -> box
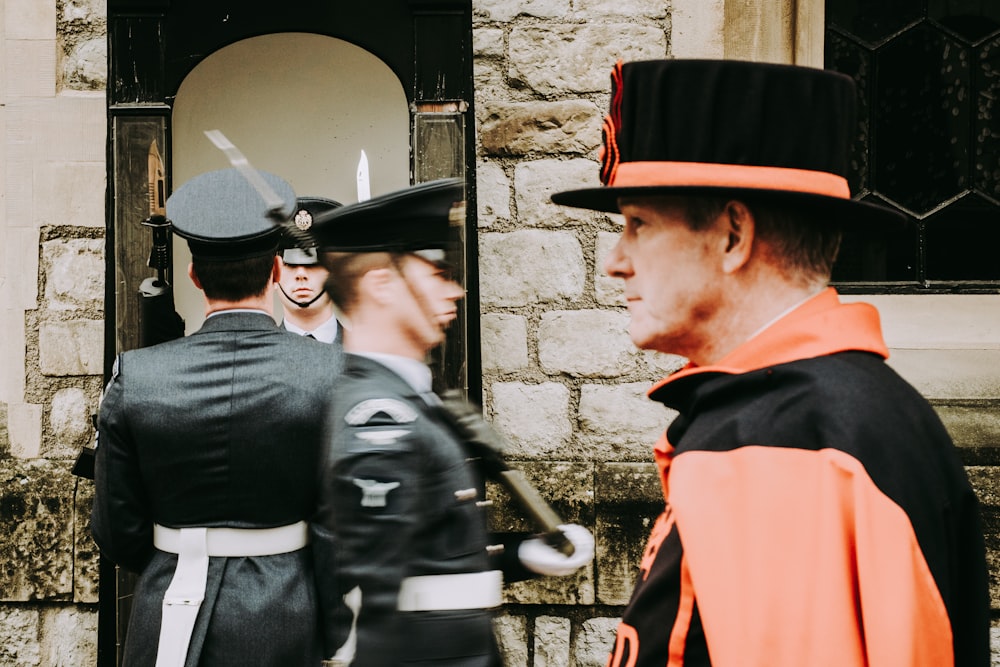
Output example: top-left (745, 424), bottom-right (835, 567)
top-left (552, 59), bottom-right (904, 227)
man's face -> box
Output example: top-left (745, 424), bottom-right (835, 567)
top-left (604, 197), bottom-right (725, 359)
top-left (276, 259), bottom-right (330, 311)
top-left (394, 254), bottom-right (465, 350)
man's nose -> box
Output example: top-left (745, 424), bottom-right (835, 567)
top-left (603, 236), bottom-right (629, 278)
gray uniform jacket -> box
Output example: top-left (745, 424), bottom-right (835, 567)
top-left (314, 354), bottom-right (531, 666)
top-left (91, 311), bottom-right (341, 667)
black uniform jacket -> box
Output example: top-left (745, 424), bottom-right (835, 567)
top-left (314, 354), bottom-right (529, 666)
top-left (91, 311), bottom-right (342, 667)
top-left (607, 289), bottom-right (989, 667)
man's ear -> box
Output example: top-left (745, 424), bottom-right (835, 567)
top-left (358, 267), bottom-right (396, 305)
top-left (721, 200), bottom-right (755, 274)
top-left (271, 255), bottom-right (282, 284)
top-left (187, 262), bottom-right (203, 290)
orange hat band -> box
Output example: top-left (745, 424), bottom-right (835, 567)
top-left (610, 161), bottom-right (851, 199)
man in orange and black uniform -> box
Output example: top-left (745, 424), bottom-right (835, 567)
top-left (552, 59), bottom-right (990, 667)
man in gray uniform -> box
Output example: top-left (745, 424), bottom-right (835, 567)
top-left (91, 168), bottom-right (341, 667)
top-left (277, 196), bottom-right (342, 344)
top-left (309, 179), bottom-right (594, 666)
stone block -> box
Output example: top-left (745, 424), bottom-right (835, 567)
top-left (488, 461), bottom-right (595, 531)
top-left (73, 480), bottom-right (98, 604)
top-left (595, 231), bottom-right (624, 306)
top-left (474, 60), bottom-right (508, 104)
top-left (63, 37), bottom-right (106, 91)
top-left (474, 0), bottom-right (568, 22)
top-left (594, 462), bottom-right (662, 604)
top-left (0, 403), bottom-right (8, 456)
top-left (509, 25), bottom-right (665, 95)
top-left (573, 0), bottom-right (668, 18)
top-left (34, 162), bottom-right (106, 228)
top-left (937, 405), bottom-right (1000, 449)
top-left (27, 94), bottom-right (106, 163)
top-left (476, 161), bottom-right (511, 227)
top-left (671, 0), bottom-right (726, 59)
top-left (7, 227), bottom-right (41, 309)
top-left (0, 313), bottom-right (27, 407)
top-left (515, 159), bottom-right (603, 228)
top-left (48, 388), bottom-right (92, 458)
top-left (479, 101), bottom-right (601, 157)
top-left (578, 382), bottom-right (673, 458)
top-left (491, 382), bottom-right (572, 457)
top-left (967, 467), bottom-right (1000, 609)
top-left (4, 155), bottom-right (34, 235)
top-left (5, 0), bottom-right (56, 39)
top-left (40, 606), bottom-right (97, 665)
top-left (481, 313), bottom-right (529, 373)
top-left (504, 561), bottom-right (594, 605)
top-left (493, 613), bottom-right (528, 667)
top-left (42, 239), bottom-right (104, 311)
top-left (473, 27), bottom-right (505, 58)
top-left (0, 459), bottom-right (75, 601)
top-left (38, 320), bottom-right (103, 376)
top-left (538, 310), bottom-right (638, 378)
top-left (888, 349), bottom-right (1000, 400)
top-left (576, 617), bottom-right (620, 667)
top-left (5, 40), bottom-right (56, 98)
top-left (0, 607), bottom-right (41, 666)
top-left (533, 616), bottom-right (570, 667)
top-left (479, 231), bottom-right (584, 307)
top-left (8, 403), bottom-right (42, 459)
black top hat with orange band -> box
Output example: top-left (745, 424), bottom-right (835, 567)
top-left (551, 59), bottom-right (907, 228)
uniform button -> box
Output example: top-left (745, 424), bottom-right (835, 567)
top-left (454, 488), bottom-right (477, 501)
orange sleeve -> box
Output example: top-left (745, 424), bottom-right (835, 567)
top-left (670, 446), bottom-right (953, 667)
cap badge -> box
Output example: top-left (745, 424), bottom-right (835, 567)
top-left (293, 209), bottom-right (313, 230)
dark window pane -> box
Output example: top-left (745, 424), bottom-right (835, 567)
top-left (874, 24), bottom-right (971, 215)
top-left (827, 0), bottom-right (923, 46)
top-left (832, 198), bottom-right (919, 282)
top-left (925, 194), bottom-right (1000, 280)
top-left (974, 36), bottom-right (1000, 201)
top-left (930, 0), bottom-right (1000, 43)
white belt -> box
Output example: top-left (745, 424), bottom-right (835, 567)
top-left (397, 570), bottom-right (503, 611)
top-left (153, 522), bottom-right (309, 667)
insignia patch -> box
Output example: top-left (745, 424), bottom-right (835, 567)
top-left (355, 429), bottom-right (410, 445)
top-left (293, 209), bottom-right (313, 230)
top-left (353, 479), bottom-right (401, 508)
top-left (345, 399), bottom-right (418, 426)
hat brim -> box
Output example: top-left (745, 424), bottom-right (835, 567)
top-left (551, 185), bottom-right (909, 229)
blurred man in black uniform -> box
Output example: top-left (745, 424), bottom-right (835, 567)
top-left (309, 179), bottom-right (594, 666)
top-left (91, 168), bottom-right (342, 667)
top-left (277, 196), bottom-right (343, 344)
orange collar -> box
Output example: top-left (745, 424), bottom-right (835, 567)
top-left (649, 288), bottom-right (889, 396)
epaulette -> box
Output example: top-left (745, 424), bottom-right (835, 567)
top-left (344, 398), bottom-right (418, 426)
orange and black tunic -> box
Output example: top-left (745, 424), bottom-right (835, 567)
top-left (608, 289), bottom-right (990, 667)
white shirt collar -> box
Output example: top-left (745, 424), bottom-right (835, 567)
top-left (283, 314), bottom-right (340, 344)
top-left (354, 352), bottom-right (433, 394)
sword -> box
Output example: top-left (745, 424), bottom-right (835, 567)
top-left (203, 129), bottom-right (288, 225)
top-left (356, 150), bottom-right (371, 202)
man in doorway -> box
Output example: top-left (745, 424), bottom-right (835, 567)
top-left (277, 196), bottom-right (343, 344)
top-left (551, 59), bottom-right (990, 666)
top-left (308, 178), bottom-right (594, 666)
top-left (91, 168), bottom-right (341, 667)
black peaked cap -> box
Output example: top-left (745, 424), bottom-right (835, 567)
top-left (308, 178), bottom-right (465, 254)
top-left (281, 196), bottom-right (343, 265)
top-left (168, 168), bottom-right (297, 260)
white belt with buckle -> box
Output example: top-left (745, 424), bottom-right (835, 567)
top-left (152, 522), bottom-right (309, 667)
top-left (397, 570), bottom-right (503, 611)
